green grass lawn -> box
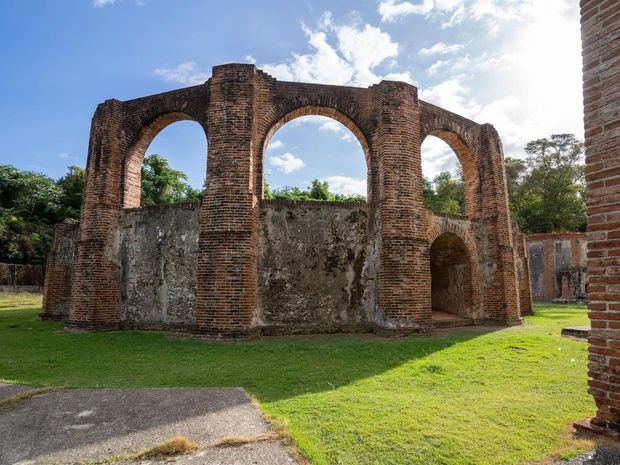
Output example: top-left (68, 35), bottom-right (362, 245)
top-left (0, 293), bottom-right (595, 465)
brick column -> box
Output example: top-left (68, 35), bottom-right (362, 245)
top-left (66, 99), bottom-right (124, 331)
top-left (516, 232), bottom-right (534, 316)
top-left (41, 220), bottom-right (78, 321)
top-left (575, 0), bottom-right (620, 436)
top-left (195, 64), bottom-right (259, 338)
top-left (478, 125), bottom-right (522, 324)
top-left (373, 81), bottom-right (432, 333)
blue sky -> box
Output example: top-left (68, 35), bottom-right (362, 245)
top-left (0, 0), bottom-right (583, 195)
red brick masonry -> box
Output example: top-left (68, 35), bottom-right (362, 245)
top-left (575, 0), bottom-right (620, 436)
top-left (42, 64), bottom-right (529, 337)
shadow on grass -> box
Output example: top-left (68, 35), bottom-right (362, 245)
top-left (0, 307), bottom-right (496, 404)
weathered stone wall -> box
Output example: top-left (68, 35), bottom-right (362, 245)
top-left (52, 200), bottom-right (377, 333)
top-left (41, 220), bottom-right (79, 320)
top-left (119, 203), bottom-right (200, 330)
top-left (527, 233), bottom-right (587, 301)
top-left (256, 199), bottom-right (376, 334)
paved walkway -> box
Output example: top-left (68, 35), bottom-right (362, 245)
top-left (0, 384), bottom-right (298, 465)
top-left (553, 447), bottom-right (620, 465)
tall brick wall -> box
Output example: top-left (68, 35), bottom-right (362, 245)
top-left (527, 232), bottom-right (588, 301)
top-left (576, 0), bottom-right (620, 436)
top-left (53, 63), bottom-right (527, 338)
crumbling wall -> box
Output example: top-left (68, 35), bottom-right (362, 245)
top-left (79, 198), bottom-right (378, 334)
top-left (119, 203), bottom-right (200, 330)
top-left (256, 199), bottom-right (376, 334)
top-left (526, 232), bottom-right (587, 301)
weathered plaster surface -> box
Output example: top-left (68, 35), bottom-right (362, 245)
top-left (256, 200), bottom-right (376, 334)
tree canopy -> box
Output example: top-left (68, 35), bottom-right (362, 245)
top-left (264, 179), bottom-right (366, 202)
top-left (140, 154), bottom-right (203, 206)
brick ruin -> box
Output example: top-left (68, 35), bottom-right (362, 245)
top-left (527, 232), bottom-right (588, 302)
top-left (41, 64), bottom-right (532, 337)
top-left (575, 0), bottom-right (620, 436)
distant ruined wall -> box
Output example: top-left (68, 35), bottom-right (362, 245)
top-left (527, 232), bottom-right (587, 301)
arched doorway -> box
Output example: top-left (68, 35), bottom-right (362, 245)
top-left (430, 232), bottom-right (474, 326)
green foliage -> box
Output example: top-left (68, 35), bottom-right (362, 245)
top-left (423, 171), bottom-right (465, 215)
top-left (508, 134), bottom-right (586, 233)
top-left (0, 164), bottom-right (64, 265)
top-left (423, 133), bottom-right (586, 232)
top-left (264, 179), bottom-right (366, 202)
top-left (140, 154), bottom-right (204, 206)
top-left (56, 166), bottom-right (85, 220)
top-left (0, 297), bottom-right (595, 465)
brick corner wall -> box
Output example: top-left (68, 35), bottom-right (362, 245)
top-left (576, 0), bottom-right (620, 436)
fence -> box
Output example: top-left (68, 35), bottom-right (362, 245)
top-left (0, 263), bottom-right (45, 290)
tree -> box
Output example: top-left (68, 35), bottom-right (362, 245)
top-left (0, 164), bottom-right (62, 265)
top-left (509, 134), bottom-right (585, 233)
top-left (264, 179), bottom-right (366, 202)
top-left (56, 165), bottom-right (85, 219)
top-left (423, 171), bottom-right (465, 215)
top-left (140, 154), bottom-right (203, 206)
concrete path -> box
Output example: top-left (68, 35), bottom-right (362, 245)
top-left (553, 446), bottom-right (620, 465)
top-left (0, 385), bottom-right (299, 465)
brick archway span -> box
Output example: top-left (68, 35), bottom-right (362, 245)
top-left (427, 218), bottom-right (478, 260)
top-left (427, 218), bottom-right (482, 318)
top-left (419, 102), bottom-right (484, 218)
top-left (122, 112), bottom-right (208, 209)
top-left (257, 99), bottom-right (375, 203)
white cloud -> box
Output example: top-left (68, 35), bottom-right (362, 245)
top-left (383, 71), bottom-right (415, 84)
top-left (324, 176), bottom-right (367, 196)
top-left (153, 62), bottom-right (210, 86)
top-left (379, 0), bottom-right (434, 22)
top-left (58, 152), bottom-right (69, 159)
top-left (261, 12), bottom-right (406, 87)
top-left (245, 54), bottom-right (256, 64)
top-left (93, 0), bottom-right (145, 7)
top-left (421, 136), bottom-right (460, 179)
top-left (269, 153), bottom-right (305, 174)
top-left (419, 77), bottom-right (481, 117)
top-left (417, 0), bottom-right (582, 156)
top-left (379, 0), bottom-right (463, 22)
top-left (419, 42), bottom-right (464, 56)
top-left (268, 140), bottom-right (284, 150)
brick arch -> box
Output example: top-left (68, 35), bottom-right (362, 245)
top-left (420, 118), bottom-right (482, 218)
top-left (427, 223), bottom-right (482, 319)
top-left (122, 112), bottom-right (208, 208)
top-left (257, 100), bottom-right (375, 203)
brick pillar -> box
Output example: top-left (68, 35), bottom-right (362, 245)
top-left (575, 0), bottom-right (620, 437)
top-left (41, 220), bottom-right (79, 321)
top-left (373, 81), bottom-right (432, 333)
top-left (517, 232), bottom-right (534, 316)
top-left (195, 64), bottom-right (259, 338)
top-left (66, 100), bottom-right (124, 331)
top-left (478, 125), bottom-right (522, 324)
